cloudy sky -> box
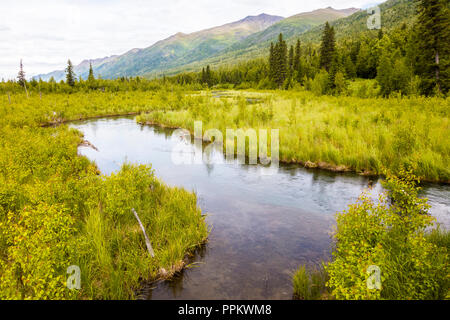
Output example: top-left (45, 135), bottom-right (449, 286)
top-left (0, 0), bottom-right (383, 79)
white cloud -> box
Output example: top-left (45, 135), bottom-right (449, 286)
top-left (0, 0), bottom-right (382, 79)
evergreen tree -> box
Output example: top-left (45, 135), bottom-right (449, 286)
top-left (269, 42), bottom-right (276, 82)
top-left (319, 22), bottom-right (336, 72)
top-left (414, 0), bottom-right (450, 94)
top-left (294, 39), bottom-right (303, 83)
top-left (293, 39), bottom-right (301, 71)
top-left (65, 59), bottom-right (75, 87)
top-left (288, 45), bottom-right (294, 78)
top-left (205, 65), bottom-right (212, 87)
top-left (343, 54), bottom-right (356, 79)
top-left (328, 53), bottom-right (340, 90)
top-left (88, 62), bottom-right (95, 82)
top-left (17, 59), bottom-right (26, 88)
top-left (273, 33), bottom-right (287, 88)
top-left (201, 67), bottom-right (206, 84)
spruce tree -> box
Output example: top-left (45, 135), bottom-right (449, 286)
top-left (88, 62), bottom-right (95, 82)
top-left (65, 59), bottom-right (75, 87)
top-left (293, 39), bottom-right (301, 71)
top-left (275, 33), bottom-right (287, 88)
top-left (206, 65), bottom-right (212, 87)
top-left (269, 42), bottom-right (275, 82)
top-left (17, 59), bottom-right (26, 88)
top-left (201, 67), bottom-right (206, 84)
top-left (294, 40), bottom-right (303, 82)
top-left (319, 22), bottom-right (336, 72)
top-left (328, 53), bottom-right (340, 90)
top-left (288, 45), bottom-right (294, 78)
top-left (414, 0), bottom-right (450, 94)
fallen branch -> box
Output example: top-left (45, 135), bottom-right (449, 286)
top-left (79, 139), bottom-right (99, 151)
top-left (132, 208), bottom-right (155, 257)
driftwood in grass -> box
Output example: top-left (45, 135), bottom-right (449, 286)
top-left (79, 139), bottom-right (99, 151)
top-left (132, 208), bottom-right (155, 257)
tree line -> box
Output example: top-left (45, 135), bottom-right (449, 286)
top-left (177, 0), bottom-right (449, 96)
top-left (4, 0), bottom-right (449, 97)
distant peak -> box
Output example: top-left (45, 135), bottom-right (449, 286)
top-left (317, 7), bottom-right (337, 11)
top-left (240, 13), bottom-right (284, 22)
top-left (256, 13), bottom-right (273, 17)
top-left (123, 48), bottom-right (141, 55)
top-left (168, 32), bottom-right (187, 40)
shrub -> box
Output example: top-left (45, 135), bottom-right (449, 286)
top-left (0, 203), bottom-right (76, 299)
top-left (311, 70), bottom-right (330, 95)
top-left (325, 169), bottom-right (449, 300)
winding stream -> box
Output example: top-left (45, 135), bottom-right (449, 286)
top-left (70, 117), bottom-right (450, 300)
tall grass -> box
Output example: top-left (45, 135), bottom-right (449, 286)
top-left (1, 88), bottom-right (448, 299)
top-left (426, 227), bottom-right (450, 250)
top-left (136, 89), bottom-right (450, 183)
top-left (293, 265), bottom-right (329, 300)
top-left (0, 91), bottom-right (208, 300)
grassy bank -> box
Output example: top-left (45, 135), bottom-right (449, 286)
top-left (136, 89), bottom-right (449, 183)
top-left (292, 171), bottom-right (449, 300)
top-left (0, 91), bottom-right (208, 299)
top-left (1, 88), bottom-right (448, 299)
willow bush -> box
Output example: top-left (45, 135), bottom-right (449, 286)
top-left (325, 170), bottom-right (449, 300)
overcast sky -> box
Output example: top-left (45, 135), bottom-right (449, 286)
top-left (0, 0), bottom-right (383, 79)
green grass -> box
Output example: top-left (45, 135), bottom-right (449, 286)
top-left (71, 164), bottom-right (208, 299)
top-left (293, 265), bottom-right (329, 300)
top-left (0, 90), bottom-right (208, 300)
top-left (136, 88), bottom-right (450, 183)
top-left (426, 227), bottom-right (450, 251)
top-left (0, 86), bottom-right (448, 299)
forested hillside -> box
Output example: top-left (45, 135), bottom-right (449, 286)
top-left (160, 0), bottom-right (417, 76)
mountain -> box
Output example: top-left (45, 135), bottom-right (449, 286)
top-left (36, 13), bottom-right (283, 81)
top-left (228, 7), bottom-right (359, 50)
top-left (299, 0), bottom-right (417, 42)
top-left (36, 7), bottom-right (357, 81)
top-left (160, 0), bottom-right (415, 76)
top-left (36, 1), bottom-right (415, 81)
top-left (145, 7), bottom-right (361, 76)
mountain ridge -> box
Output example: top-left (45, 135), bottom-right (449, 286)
top-left (35, 2), bottom-right (416, 81)
top-left (35, 13), bottom-right (283, 81)
top-left (155, 0), bottom-right (415, 77)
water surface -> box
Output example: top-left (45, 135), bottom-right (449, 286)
top-left (71, 117), bottom-right (450, 300)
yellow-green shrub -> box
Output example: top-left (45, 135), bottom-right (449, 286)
top-left (326, 170), bottom-right (449, 300)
